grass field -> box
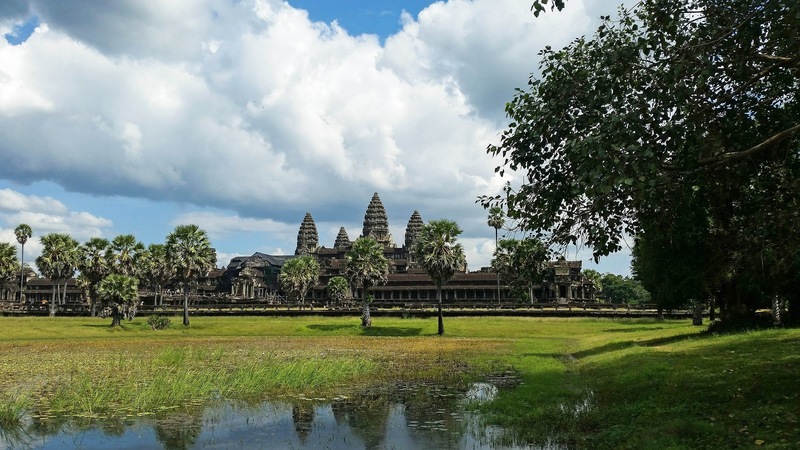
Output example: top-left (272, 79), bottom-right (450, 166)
top-left (1, 315), bottom-right (798, 448)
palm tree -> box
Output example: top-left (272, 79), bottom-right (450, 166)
top-left (14, 224), bottom-right (32, 302)
top-left (0, 242), bottom-right (19, 299)
top-left (343, 237), bottom-right (389, 327)
top-left (78, 237), bottom-right (111, 316)
top-left (97, 274), bottom-right (139, 327)
top-left (278, 255), bottom-right (320, 309)
top-left (138, 244), bottom-right (173, 307)
top-left (326, 276), bottom-right (350, 308)
top-left (414, 219), bottom-right (466, 335)
top-left (165, 225), bottom-right (215, 326)
top-left (487, 207), bottom-right (504, 305)
top-left (36, 233), bottom-right (80, 316)
top-left (110, 234), bottom-right (145, 277)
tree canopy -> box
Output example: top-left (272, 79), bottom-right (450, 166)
top-left (484, 0), bottom-right (800, 324)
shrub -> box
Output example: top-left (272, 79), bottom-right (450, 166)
top-left (147, 315), bottom-right (172, 330)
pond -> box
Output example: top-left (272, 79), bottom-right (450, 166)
top-left (1, 379), bottom-right (564, 449)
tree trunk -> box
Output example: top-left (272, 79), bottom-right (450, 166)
top-left (361, 286), bottom-right (371, 327)
top-left (62, 280), bottom-right (68, 305)
top-left (89, 285), bottom-right (97, 317)
top-left (709, 296), bottom-right (716, 321)
top-left (772, 295), bottom-right (782, 327)
top-left (111, 304), bottom-right (122, 327)
top-left (692, 301), bottom-right (704, 326)
top-left (495, 228), bottom-right (501, 306)
top-left (19, 244), bottom-right (24, 303)
top-left (183, 285), bottom-right (190, 326)
top-left (49, 283), bottom-right (57, 317)
top-left (437, 286), bottom-right (444, 335)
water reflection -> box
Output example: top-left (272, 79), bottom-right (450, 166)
top-left (1, 382), bottom-right (542, 449)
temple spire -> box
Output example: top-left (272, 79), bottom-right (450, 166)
top-left (362, 192), bottom-right (393, 246)
top-left (334, 227), bottom-right (351, 249)
top-left (295, 212), bottom-right (319, 255)
top-left (404, 210), bottom-right (424, 249)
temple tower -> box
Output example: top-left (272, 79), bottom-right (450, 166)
top-left (333, 227), bottom-right (351, 249)
top-left (404, 210), bottom-right (424, 249)
top-left (362, 192), bottom-right (393, 246)
top-left (295, 212), bottom-right (319, 255)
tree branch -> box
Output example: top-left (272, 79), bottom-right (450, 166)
top-left (697, 123), bottom-right (800, 167)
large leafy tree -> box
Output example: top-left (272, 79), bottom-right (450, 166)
top-left (483, 0), bottom-right (800, 325)
top-left (491, 237), bottom-right (549, 303)
top-left (36, 233), bottom-right (80, 316)
top-left (78, 237), bottom-right (111, 317)
top-left (97, 274), bottom-right (139, 327)
top-left (165, 225), bottom-right (215, 326)
top-left (343, 237), bottom-right (389, 328)
top-left (278, 255), bottom-right (320, 309)
top-left (13, 224), bottom-right (32, 302)
top-left (414, 220), bottom-right (466, 335)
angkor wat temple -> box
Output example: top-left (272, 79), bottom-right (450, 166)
top-left (223, 193), bottom-right (597, 304)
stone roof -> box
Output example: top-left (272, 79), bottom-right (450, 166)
top-left (362, 192), bottom-right (393, 246)
top-left (404, 210), bottom-right (424, 249)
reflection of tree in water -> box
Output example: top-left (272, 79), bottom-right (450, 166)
top-left (331, 391), bottom-right (391, 448)
top-left (154, 407), bottom-right (204, 450)
top-left (292, 402), bottom-right (315, 443)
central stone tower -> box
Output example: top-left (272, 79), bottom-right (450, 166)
top-left (361, 192), bottom-right (394, 246)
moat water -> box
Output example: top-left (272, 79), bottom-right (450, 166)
top-left (1, 381), bottom-right (561, 449)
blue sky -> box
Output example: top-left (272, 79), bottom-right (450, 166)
top-left (0, 0), bottom-right (634, 274)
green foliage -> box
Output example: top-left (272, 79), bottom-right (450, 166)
top-left (491, 237), bottom-right (549, 302)
top-left (343, 238), bottom-right (389, 327)
top-left (326, 276), bottom-right (350, 306)
top-left (600, 274), bottom-right (650, 305)
top-left (166, 224), bottom-right (215, 326)
top-left (147, 315), bottom-right (172, 330)
top-left (0, 242), bottom-right (18, 289)
top-left (278, 255), bottom-right (320, 306)
top-left (97, 274), bottom-right (139, 326)
top-left (484, 0), bottom-right (800, 325)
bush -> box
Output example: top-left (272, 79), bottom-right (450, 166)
top-left (147, 315), bottom-right (171, 330)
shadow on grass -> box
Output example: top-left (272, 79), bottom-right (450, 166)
top-left (305, 324), bottom-right (424, 336)
top-left (602, 327), bottom-right (665, 333)
top-left (572, 331), bottom-right (706, 359)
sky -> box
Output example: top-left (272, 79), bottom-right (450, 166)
top-left (0, 0), bottom-right (634, 275)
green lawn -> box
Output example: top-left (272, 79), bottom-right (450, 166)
top-left (1, 315), bottom-right (797, 448)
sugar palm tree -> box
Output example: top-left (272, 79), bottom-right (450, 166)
top-left (326, 275), bottom-right (350, 308)
top-left (487, 207), bottom-right (504, 304)
top-left (97, 274), bottom-right (139, 327)
top-left (110, 234), bottom-right (145, 277)
top-left (36, 233), bottom-right (80, 316)
top-left (0, 242), bottom-right (19, 299)
top-left (165, 224), bottom-right (215, 326)
top-left (78, 237), bottom-right (111, 316)
top-left (14, 224), bottom-right (32, 302)
top-left (343, 237), bottom-right (389, 327)
top-left (138, 244), bottom-right (173, 306)
top-left (414, 219), bottom-right (466, 335)
top-left (278, 255), bottom-right (320, 309)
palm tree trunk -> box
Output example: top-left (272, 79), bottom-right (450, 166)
top-left (361, 286), bottom-right (371, 327)
top-left (49, 283), bottom-right (57, 317)
top-left (495, 228), bottom-right (500, 306)
top-left (437, 286), bottom-right (444, 335)
top-left (19, 244), bottom-right (24, 303)
top-left (62, 280), bottom-right (68, 305)
top-left (183, 285), bottom-right (190, 326)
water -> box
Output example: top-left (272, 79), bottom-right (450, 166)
top-left (0, 381), bottom-right (550, 449)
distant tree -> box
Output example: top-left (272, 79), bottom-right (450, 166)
top-left (343, 237), bottom-right (389, 328)
top-left (326, 276), bottom-right (350, 308)
top-left (414, 219), bottom-right (466, 335)
top-left (0, 242), bottom-right (19, 296)
top-left (78, 237), bottom-right (111, 317)
top-left (165, 225), bottom-right (215, 326)
top-left (491, 237), bottom-right (549, 303)
top-left (487, 206), bottom-right (505, 303)
top-left (14, 224), bottom-right (32, 302)
top-left (582, 269), bottom-right (603, 294)
top-left (97, 274), bottom-right (139, 327)
top-left (600, 274), bottom-right (651, 306)
top-left (279, 255), bottom-right (320, 310)
top-left (36, 233), bottom-right (80, 316)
